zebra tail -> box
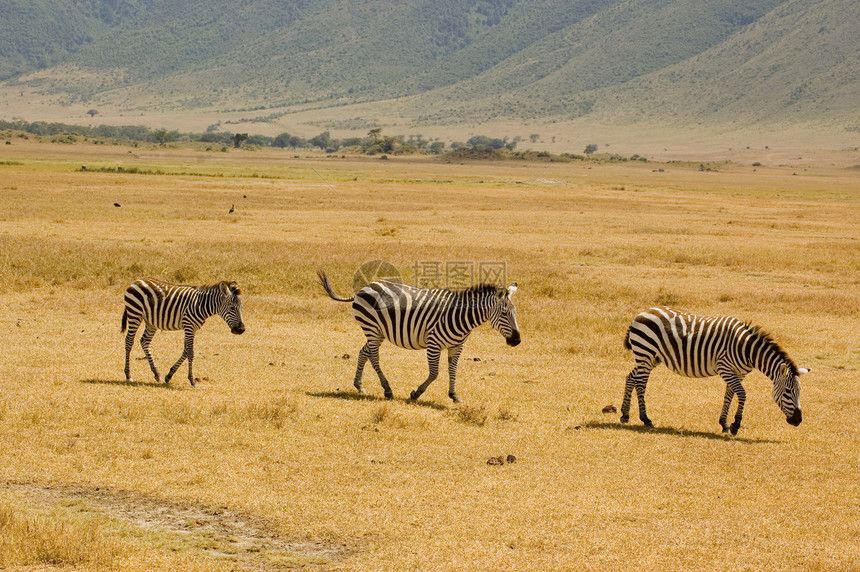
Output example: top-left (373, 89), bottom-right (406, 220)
top-left (121, 308), bottom-right (128, 333)
top-left (317, 270), bottom-right (355, 302)
top-left (623, 327), bottom-right (632, 351)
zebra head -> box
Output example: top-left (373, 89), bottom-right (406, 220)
top-left (774, 363), bottom-right (805, 426)
top-left (217, 281), bottom-right (245, 335)
top-left (490, 283), bottom-right (520, 347)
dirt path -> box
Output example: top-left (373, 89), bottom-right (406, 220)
top-left (6, 481), bottom-right (351, 569)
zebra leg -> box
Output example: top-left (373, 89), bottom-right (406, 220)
top-left (165, 328), bottom-right (195, 386)
top-left (124, 318), bottom-right (140, 382)
top-left (729, 379), bottom-right (746, 436)
top-left (621, 363), bottom-right (653, 426)
top-left (719, 369), bottom-right (746, 435)
top-left (719, 385), bottom-right (735, 433)
top-left (635, 376), bottom-right (653, 427)
top-left (139, 325), bottom-right (161, 383)
top-left (620, 369), bottom-right (636, 423)
top-left (365, 340), bottom-right (393, 399)
top-left (353, 343), bottom-right (370, 394)
top-left (446, 345), bottom-right (464, 403)
top-left (410, 343), bottom-right (441, 402)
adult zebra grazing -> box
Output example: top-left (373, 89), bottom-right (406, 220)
top-left (622, 307), bottom-right (806, 434)
top-left (121, 278), bottom-right (245, 386)
top-left (318, 270), bottom-right (521, 403)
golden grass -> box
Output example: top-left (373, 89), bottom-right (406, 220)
top-left (0, 140), bottom-right (858, 570)
top-left (0, 493), bottom-right (126, 569)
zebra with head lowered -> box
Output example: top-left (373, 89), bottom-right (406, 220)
top-left (122, 277), bottom-right (245, 386)
top-left (622, 307), bottom-right (806, 434)
top-left (318, 270), bottom-right (521, 403)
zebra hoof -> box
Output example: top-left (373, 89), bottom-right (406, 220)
top-left (449, 393), bottom-right (461, 404)
top-left (730, 424), bottom-right (740, 436)
top-left (619, 416), bottom-right (629, 424)
top-left (642, 419), bottom-right (653, 427)
top-left (384, 392), bottom-right (393, 400)
top-left (409, 390), bottom-right (420, 401)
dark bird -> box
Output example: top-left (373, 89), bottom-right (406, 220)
top-left (114, 203), bottom-right (121, 207)
top-left (228, 204), bottom-right (235, 214)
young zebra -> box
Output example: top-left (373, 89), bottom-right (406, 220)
top-left (121, 277), bottom-right (245, 386)
top-left (318, 270), bottom-right (521, 403)
top-left (622, 307), bottom-right (806, 434)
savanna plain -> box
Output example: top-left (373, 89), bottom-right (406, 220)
top-left (0, 139), bottom-right (858, 571)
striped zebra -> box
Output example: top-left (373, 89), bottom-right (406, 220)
top-left (121, 277), bottom-right (245, 386)
top-left (318, 270), bottom-right (521, 403)
top-left (622, 307), bottom-right (806, 434)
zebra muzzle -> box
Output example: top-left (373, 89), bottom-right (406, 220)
top-left (506, 332), bottom-right (521, 347)
top-left (786, 409), bottom-right (802, 426)
top-left (231, 324), bottom-right (246, 335)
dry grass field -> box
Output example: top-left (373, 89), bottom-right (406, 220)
top-left (0, 138), bottom-right (858, 571)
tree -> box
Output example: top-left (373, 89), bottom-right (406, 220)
top-left (153, 129), bottom-right (174, 144)
top-left (232, 133), bottom-right (249, 148)
top-left (272, 132), bottom-right (293, 148)
top-left (87, 109), bottom-right (99, 118)
top-left (467, 135), bottom-right (506, 150)
top-left (584, 143), bottom-right (598, 155)
top-left (309, 131), bottom-right (332, 150)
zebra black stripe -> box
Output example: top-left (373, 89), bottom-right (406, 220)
top-left (621, 307), bottom-right (804, 434)
top-left (122, 277), bottom-right (245, 386)
top-left (319, 270), bottom-right (520, 403)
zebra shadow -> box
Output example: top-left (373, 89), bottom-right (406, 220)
top-left (308, 390), bottom-right (449, 411)
top-left (80, 379), bottom-right (180, 390)
top-left (583, 420), bottom-right (783, 444)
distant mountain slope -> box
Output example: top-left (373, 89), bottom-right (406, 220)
top-left (1, 0), bottom-right (857, 132)
top-left (408, 0), bottom-right (859, 126)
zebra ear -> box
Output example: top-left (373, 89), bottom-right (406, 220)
top-left (219, 281), bottom-right (231, 295)
top-left (229, 281), bottom-right (242, 296)
top-left (507, 283), bottom-right (517, 298)
top-left (778, 363), bottom-right (789, 377)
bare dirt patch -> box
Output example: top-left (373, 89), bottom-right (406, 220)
top-left (6, 481), bottom-right (351, 569)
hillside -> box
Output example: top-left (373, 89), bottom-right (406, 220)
top-left (0, 0), bottom-right (857, 145)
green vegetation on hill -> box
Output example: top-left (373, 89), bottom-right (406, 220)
top-left (0, 0), bottom-right (857, 129)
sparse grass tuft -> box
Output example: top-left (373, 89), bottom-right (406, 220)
top-left (456, 403), bottom-right (488, 426)
top-left (237, 398), bottom-right (298, 428)
top-left (160, 401), bottom-right (204, 425)
top-left (370, 403), bottom-right (391, 424)
top-left (497, 406), bottom-right (519, 422)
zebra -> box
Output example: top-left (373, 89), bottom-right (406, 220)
top-left (621, 307), bottom-right (806, 434)
top-left (318, 270), bottom-right (521, 403)
top-left (121, 277), bottom-right (245, 386)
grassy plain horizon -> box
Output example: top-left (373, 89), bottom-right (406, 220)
top-left (0, 139), bottom-right (858, 570)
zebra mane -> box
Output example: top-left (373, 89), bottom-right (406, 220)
top-left (201, 281), bottom-right (241, 296)
top-left (747, 324), bottom-right (797, 375)
top-left (451, 283), bottom-right (503, 297)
